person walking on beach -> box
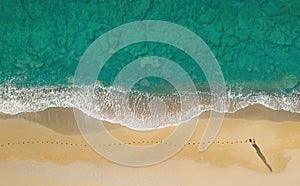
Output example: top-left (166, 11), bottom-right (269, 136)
top-left (249, 136), bottom-right (256, 146)
top-left (249, 136), bottom-right (273, 172)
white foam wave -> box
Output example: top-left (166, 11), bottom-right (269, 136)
top-left (0, 84), bottom-right (299, 130)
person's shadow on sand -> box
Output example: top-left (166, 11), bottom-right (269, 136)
top-left (252, 144), bottom-right (273, 172)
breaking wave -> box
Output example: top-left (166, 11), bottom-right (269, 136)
top-left (0, 83), bottom-right (299, 130)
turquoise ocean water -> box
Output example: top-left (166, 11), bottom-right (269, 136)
top-left (0, 0), bottom-right (299, 129)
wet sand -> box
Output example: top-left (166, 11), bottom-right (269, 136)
top-left (0, 105), bottom-right (300, 185)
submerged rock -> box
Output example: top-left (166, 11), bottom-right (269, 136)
top-left (269, 29), bottom-right (287, 45)
top-left (29, 61), bottom-right (44, 69)
top-left (227, 37), bottom-right (237, 47)
top-left (223, 53), bottom-right (233, 62)
top-left (199, 9), bottom-right (216, 24)
top-left (66, 76), bottom-right (74, 84)
top-left (210, 32), bottom-right (221, 46)
top-left (247, 45), bottom-right (257, 54)
top-left (282, 74), bottom-right (299, 91)
top-left (35, 62), bottom-right (44, 68)
top-left (131, 0), bottom-right (152, 19)
top-left (295, 37), bottom-right (300, 49)
top-left (290, 1), bottom-right (300, 16)
top-left (140, 79), bottom-right (150, 87)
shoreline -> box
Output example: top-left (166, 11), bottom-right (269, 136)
top-left (1, 104), bottom-right (300, 134)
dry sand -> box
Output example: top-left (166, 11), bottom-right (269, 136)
top-left (0, 105), bottom-right (300, 185)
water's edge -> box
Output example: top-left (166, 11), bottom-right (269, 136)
top-left (1, 85), bottom-right (299, 131)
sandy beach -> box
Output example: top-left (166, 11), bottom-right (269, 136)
top-left (0, 0), bottom-right (299, 185)
top-left (0, 105), bottom-right (300, 186)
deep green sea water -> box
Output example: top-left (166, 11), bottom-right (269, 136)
top-left (0, 0), bottom-right (299, 129)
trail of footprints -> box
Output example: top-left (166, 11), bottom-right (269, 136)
top-left (0, 139), bottom-right (249, 148)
